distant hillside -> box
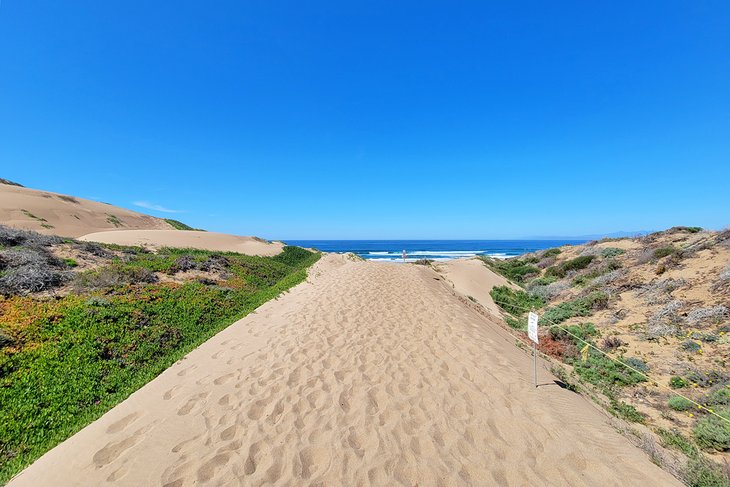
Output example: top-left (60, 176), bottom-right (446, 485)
top-left (0, 180), bottom-right (201, 238)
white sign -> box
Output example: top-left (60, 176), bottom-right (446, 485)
top-left (528, 312), bottom-right (539, 344)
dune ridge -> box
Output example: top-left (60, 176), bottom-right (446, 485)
top-left (79, 230), bottom-right (284, 256)
top-left (9, 254), bottom-right (680, 486)
top-left (0, 183), bottom-right (175, 237)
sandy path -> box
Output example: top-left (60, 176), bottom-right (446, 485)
top-left (9, 255), bottom-right (680, 486)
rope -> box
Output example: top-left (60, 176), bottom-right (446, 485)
top-left (483, 294), bottom-right (730, 426)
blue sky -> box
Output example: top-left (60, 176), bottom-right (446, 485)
top-left (1, 1), bottom-right (728, 239)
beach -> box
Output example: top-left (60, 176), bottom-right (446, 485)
top-left (9, 254), bottom-right (680, 486)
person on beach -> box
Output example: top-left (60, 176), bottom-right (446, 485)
top-left (402, 249), bottom-right (407, 262)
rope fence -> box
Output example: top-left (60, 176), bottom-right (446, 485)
top-left (482, 293), bottom-right (730, 426)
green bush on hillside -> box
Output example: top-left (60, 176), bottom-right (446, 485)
top-left (481, 257), bottom-right (540, 283)
top-left (545, 255), bottom-right (595, 278)
top-left (490, 286), bottom-right (544, 316)
top-left (164, 218), bottom-right (205, 231)
top-left (541, 291), bottom-right (608, 325)
top-left (693, 408), bottom-right (730, 452)
top-left (668, 396), bottom-right (694, 411)
top-left (653, 246), bottom-right (677, 259)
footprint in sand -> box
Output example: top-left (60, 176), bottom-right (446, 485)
top-left (105, 412), bottom-right (140, 434)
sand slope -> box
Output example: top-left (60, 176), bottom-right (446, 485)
top-left (9, 255), bottom-right (680, 486)
top-left (79, 230), bottom-right (284, 256)
top-left (0, 183), bottom-right (173, 237)
top-left (434, 257), bottom-right (519, 318)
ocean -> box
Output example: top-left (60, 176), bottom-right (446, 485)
top-left (283, 240), bottom-right (587, 262)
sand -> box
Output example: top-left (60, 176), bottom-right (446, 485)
top-left (434, 258), bottom-right (519, 318)
top-left (9, 255), bottom-right (681, 486)
top-left (79, 230), bottom-right (284, 256)
top-left (0, 183), bottom-right (173, 237)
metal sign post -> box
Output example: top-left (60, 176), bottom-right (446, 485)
top-left (528, 312), bottom-right (539, 388)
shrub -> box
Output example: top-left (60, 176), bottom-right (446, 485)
top-left (541, 292), bottom-right (608, 324)
top-left (527, 280), bottom-right (569, 301)
top-left (550, 322), bottom-right (598, 343)
top-left (545, 255), bottom-right (595, 278)
top-left (687, 370), bottom-right (730, 388)
top-left (687, 306), bottom-right (728, 326)
top-left (413, 259), bottom-right (433, 265)
top-left (481, 257), bottom-right (540, 283)
top-left (601, 247), bottom-right (626, 258)
top-left (668, 396), bottom-right (694, 411)
top-left (684, 456), bottom-right (730, 487)
top-left (609, 399), bottom-right (645, 423)
top-left (682, 340), bottom-right (702, 353)
top-left (79, 242), bottom-right (112, 258)
top-left (64, 258), bottom-right (78, 268)
top-left (601, 336), bottom-right (625, 350)
top-left (0, 329), bottom-right (13, 349)
top-left (541, 248), bottom-right (561, 258)
top-left (704, 387), bottom-right (730, 407)
top-left (164, 219), bottom-right (205, 231)
top-left (653, 246), bottom-right (677, 259)
top-left (670, 376), bottom-right (688, 389)
top-left (0, 225), bottom-right (63, 247)
top-left (0, 178), bottom-right (23, 187)
top-left (73, 265), bottom-right (158, 290)
top-left (693, 408), bottom-right (730, 451)
top-left (490, 286), bottom-right (544, 316)
top-left (0, 265), bottom-right (66, 295)
top-left (624, 356), bottom-right (650, 373)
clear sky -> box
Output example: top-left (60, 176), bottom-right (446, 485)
top-left (1, 1), bottom-right (728, 239)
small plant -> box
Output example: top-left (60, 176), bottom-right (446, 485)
top-left (668, 395), bottom-right (694, 411)
top-left (64, 258), bottom-right (78, 268)
top-left (670, 376), bottom-right (688, 389)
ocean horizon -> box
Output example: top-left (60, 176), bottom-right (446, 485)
top-left (283, 239), bottom-right (588, 262)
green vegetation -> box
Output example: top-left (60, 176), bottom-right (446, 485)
top-left (105, 214), bottom-right (123, 228)
top-left (490, 286), bottom-right (544, 316)
top-left (63, 258), bottom-right (78, 268)
top-left (668, 396), bottom-right (694, 411)
top-left (657, 428), bottom-right (697, 456)
top-left (164, 218), bottom-right (205, 231)
top-left (481, 256), bottom-right (540, 284)
top-left (653, 246), bottom-right (677, 259)
top-left (542, 248), bottom-right (561, 258)
top-left (541, 291), bottom-right (608, 324)
top-left (670, 376), bottom-right (688, 389)
top-left (693, 408), bottom-right (730, 452)
top-left (545, 255), bottom-right (595, 278)
top-left (0, 178), bottom-right (23, 187)
top-left (21, 209), bottom-right (47, 223)
top-left (0, 243), bottom-right (319, 482)
top-left (609, 399), bottom-right (645, 423)
top-left (600, 247), bottom-right (625, 258)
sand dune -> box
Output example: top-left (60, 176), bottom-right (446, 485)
top-left (79, 230), bottom-right (284, 256)
top-left (9, 255), bottom-right (680, 486)
top-left (434, 257), bottom-right (519, 318)
top-left (0, 183), bottom-right (174, 238)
